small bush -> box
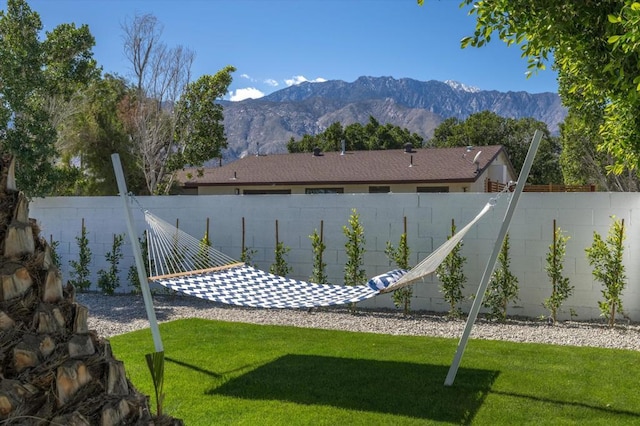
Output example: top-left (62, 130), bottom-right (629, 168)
top-left (436, 219), bottom-right (467, 318)
top-left (343, 209), bottom-right (366, 313)
top-left (309, 227), bottom-right (328, 283)
top-left (544, 222), bottom-right (573, 324)
top-left (97, 233), bottom-right (125, 295)
top-left (69, 219), bottom-right (92, 292)
top-left (585, 216), bottom-right (626, 327)
top-left (483, 233), bottom-right (518, 321)
top-left (385, 219), bottom-right (412, 315)
top-left (270, 241), bottom-right (292, 277)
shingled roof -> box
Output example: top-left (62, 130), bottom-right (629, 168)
top-left (178, 145), bottom-right (509, 188)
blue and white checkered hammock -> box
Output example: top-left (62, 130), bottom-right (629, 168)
top-left (144, 201), bottom-right (493, 309)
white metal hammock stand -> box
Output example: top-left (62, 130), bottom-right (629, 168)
top-left (110, 129), bottom-right (540, 386)
top-left (444, 130), bottom-right (541, 385)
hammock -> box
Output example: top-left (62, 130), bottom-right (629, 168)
top-left (143, 199), bottom-right (496, 309)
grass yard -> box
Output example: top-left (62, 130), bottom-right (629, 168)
top-left (110, 318), bottom-right (640, 425)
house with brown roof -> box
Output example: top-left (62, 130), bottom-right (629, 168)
top-left (177, 144), bottom-right (516, 195)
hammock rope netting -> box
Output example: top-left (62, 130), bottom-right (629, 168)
top-left (142, 193), bottom-right (503, 308)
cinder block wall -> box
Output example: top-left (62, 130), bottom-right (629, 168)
top-left (30, 193), bottom-right (640, 321)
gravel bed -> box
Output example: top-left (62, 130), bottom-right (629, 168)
top-left (76, 293), bottom-right (640, 351)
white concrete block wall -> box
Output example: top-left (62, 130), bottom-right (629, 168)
top-left (30, 192), bottom-right (640, 321)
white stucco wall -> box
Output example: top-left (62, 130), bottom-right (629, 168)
top-left (30, 192), bottom-right (640, 321)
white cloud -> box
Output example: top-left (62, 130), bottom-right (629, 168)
top-left (229, 87), bottom-right (265, 101)
top-left (264, 78), bottom-right (279, 87)
top-left (240, 73), bottom-right (251, 80)
top-left (284, 75), bottom-right (327, 86)
top-left (285, 75), bottom-right (308, 86)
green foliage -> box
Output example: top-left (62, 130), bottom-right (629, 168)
top-left (69, 220), bottom-right (92, 292)
top-left (0, 0), bottom-right (97, 196)
top-left (385, 229), bottom-right (412, 315)
top-left (309, 228), bottom-right (328, 284)
top-left (585, 216), bottom-right (627, 326)
top-left (483, 233), bottom-right (519, 321)
top-left (435, 220), bottom-right (467, 318)
top-left (145, 351), bottom-right (165, 417)
top-left (170, 67), bottom-right (236, 176)
top-left (240, 246), bottom-right (257, 268)
top-left (429, 0), bottom-right (640, 188)
top-left (97, 233), bottom-right (125, 295)
top-left (343, 209), bottom-right (366, 313)
top-left (270, 241), bottom-right (292, 277)
top-left (287, 116), bottom-right (424, 153)
top-left (195, 227), bottom-right (212, 268)
top-left (543, 224), bottom-right (573, 324)
top-left (48, 236), bottom-right (61, 269)
top-left (56, 74), bottom-right (145, 195)
top-left (128, 233), bottom-right (150, 295)
top-left (430, 111), bottom-right (562, 184)
top-left (559, 109), bottom-right (640, 191)
top-left (343, 209), bottom-right (367, 287)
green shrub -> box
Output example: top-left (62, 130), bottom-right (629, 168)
top-left (309, 226), bottom-right (328, 284)
top-left (483, 233), bottom-right (518, 321)
top-left (97, 233), bottom-right (125, 295)
top-left (128, 232), bottom-right (150, 294)
top-left (343, 209), bottom-right (366, 313)
top-left (544, 222), bottom-right (573, 324)
top-left (436, 219), bottom-right (467, 318)
top-left (385, 217), bottom-right (412, 315)
top-left (49, 235), bottom-right (61, 269)
top-left (270, 241), bottom-right (292, 276)
top-left (69, 219), bottom-right (92, 292)
top-left (585, 216), bottom-right (626, 327)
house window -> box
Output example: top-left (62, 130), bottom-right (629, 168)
top-left (243, 189), bottom-right (292, 195)
top-left (369, 186), bottom-right (390, 193)
top-left (305, 188), bottom-right (344, 194)
top-left (417, 186), bottom-right (449, 193)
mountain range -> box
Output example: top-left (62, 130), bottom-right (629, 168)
top-left (220, 76), bottom-right (567, 161)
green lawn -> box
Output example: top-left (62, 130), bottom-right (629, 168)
top-left (110, 318), bottom-right (640, 425)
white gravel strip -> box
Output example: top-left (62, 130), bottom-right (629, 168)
top-left (76, 293), bottom-right (640, 351)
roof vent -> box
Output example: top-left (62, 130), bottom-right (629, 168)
top-left (341, 140), bottom-right (346, 155)
top-left (404, 143), bottom-right (414, 153)
top-left (312, 146), bottom-right (323, 157)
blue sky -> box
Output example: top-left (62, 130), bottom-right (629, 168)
top-left (25, 0), bottom-right (558, 101)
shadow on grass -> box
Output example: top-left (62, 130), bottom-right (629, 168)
top-left (490, 390), bottom-right (640, 419)
top-left (206, 354), bottom-right (498, 424)
top-left (165, 356), bottom-right (256, 379)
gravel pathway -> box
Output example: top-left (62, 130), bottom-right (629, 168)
top-left (76, 293), bottom-right (640, 351)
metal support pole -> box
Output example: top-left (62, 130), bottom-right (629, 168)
top-left (111, 153), bottom-right (164, 353)
top-left (444, 130), bottom-right (542, 386)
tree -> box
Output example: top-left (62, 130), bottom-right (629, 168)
top-left (169, 67), bottom-right (236, 185)
top-left (420, 0), bottom-right (640, 185)
top-left (436, 219), bottom-right (467, 318)
top-left (585, 216), bottom-right (627, 327)
top-left (0, 0), bottom-right (97, 196)
top-left (269, 221), bottom-right (292, 277)
top-left (429, 111), bottom-right (562, 184)
top-left (122, 13), bottom-right (195, 194)
top-left (309, 226), bottom-right (328, 284)
top-left (287, 116), bottom-right (424, 153)
top-left (483, 233), bottom-right (519, 321)
top-left (385, 216), bottom-right (412, 315)
top-left (56, 74), bottom-right (145, 195)
top-left (544, 221), bottom-right (573, 324)
top-left (122, 13), bottom-right (235, 194)
top-left (97, 233), bottom-right (125, 295)
top-left (343, 209), bottom-right (366, 312)
top-left (68, 218), bottom-right (92, 292)
top-left (559, 109), bottom-right (640, 191)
